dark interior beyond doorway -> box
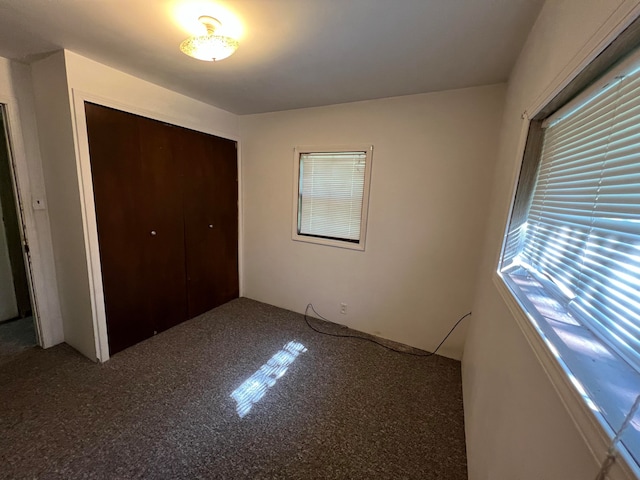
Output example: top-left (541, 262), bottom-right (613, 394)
top-left (0, 317), bottom-right (36, 365)
top-left (0, 106), bottom-right (35, 356)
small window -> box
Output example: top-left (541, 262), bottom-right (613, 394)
top-left (292, 146), bottom-right (373, 250)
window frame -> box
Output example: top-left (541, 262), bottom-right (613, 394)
top-left (291, 145), bottom-right (373, 251)
top-left (496, 21), bottom-right (640, 479)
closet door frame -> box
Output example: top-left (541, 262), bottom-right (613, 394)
top-left (71, 90), bottom-right (243, 362)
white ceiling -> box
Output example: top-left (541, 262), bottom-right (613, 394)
top-left (0, 0), bottom-right (543, 115)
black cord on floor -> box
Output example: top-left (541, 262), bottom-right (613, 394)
top-left (304, 303), bottom-right (471, 357)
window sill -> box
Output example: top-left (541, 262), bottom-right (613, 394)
top-left (291, 233), bottom-right (365, 251)
top-left (493, 270), bottom-right (640, 480)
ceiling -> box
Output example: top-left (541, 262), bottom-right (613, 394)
top-left (0, 0), bottom-right (544, 115)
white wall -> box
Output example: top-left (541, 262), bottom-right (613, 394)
top-left (63, 51), bottom-right (239, 141)
top-left (0, 56), bottom-right (64, 346)
top-left (240, 85), bottom-right (505, 360)
top-left (31, 51), bottom-right (96, 358)
top-left (463, 0), bottom-right (640, 479)
top-left (30, 50), bottom-right (241, 361)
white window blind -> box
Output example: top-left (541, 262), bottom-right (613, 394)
top-left (298, 151), bottom-right (366, 242)
top-left (515, 69), bottom-right (640, 373)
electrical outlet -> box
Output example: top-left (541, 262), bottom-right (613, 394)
top-left (340, 303), bottom-right (347, 315)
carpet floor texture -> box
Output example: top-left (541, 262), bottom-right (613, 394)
top-left (0, 298), bottom-right (467, 479)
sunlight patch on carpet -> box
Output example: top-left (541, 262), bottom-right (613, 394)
top-left (231, 341), bottom-right (307, 418)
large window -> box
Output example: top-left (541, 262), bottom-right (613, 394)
top-left (500, 46), bottom-right (640, 473)
top-left (292, 146), bottom-right (372, 250)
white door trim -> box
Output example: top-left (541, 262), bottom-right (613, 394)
top-left (0, 95), bottom-right (61, 348)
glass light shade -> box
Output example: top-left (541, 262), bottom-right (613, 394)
top-left (180, 34), bottom-right (239, 61)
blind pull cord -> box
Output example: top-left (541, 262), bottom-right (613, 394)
top-left (595, 393), bottom-right (640, 479)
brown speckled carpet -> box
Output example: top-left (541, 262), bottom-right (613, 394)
top-left (0, 298), bottom-right (467, 479)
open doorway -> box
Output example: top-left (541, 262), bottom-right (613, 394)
top-left (0, 104), bottom-right (38, 364)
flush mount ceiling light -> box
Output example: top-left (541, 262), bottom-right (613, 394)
top-left (180, 16), bottom-right (239, 61)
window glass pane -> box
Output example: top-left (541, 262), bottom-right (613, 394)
top-left (298, 152), bottom-right (366, 242)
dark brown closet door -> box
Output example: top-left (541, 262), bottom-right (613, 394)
top-left (173, 128), bottom-right (239, 319)
top-left (136, 117), bottom-right (188, 334)
top-left (85, 103), bottom-right (187, 354)
top-left (86, 104), bottom-right (148, 354)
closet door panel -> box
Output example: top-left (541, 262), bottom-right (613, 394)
top-left (137, 119), bottom-right (187, 333)
top-left (176, 129), bottom-right (239, 319)
top-left (87, 103), bottom-right (238, 354)
top-left (85, 103), bottom-right (152, 354)
top-left (207, 135), bottom-right (239, 306)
